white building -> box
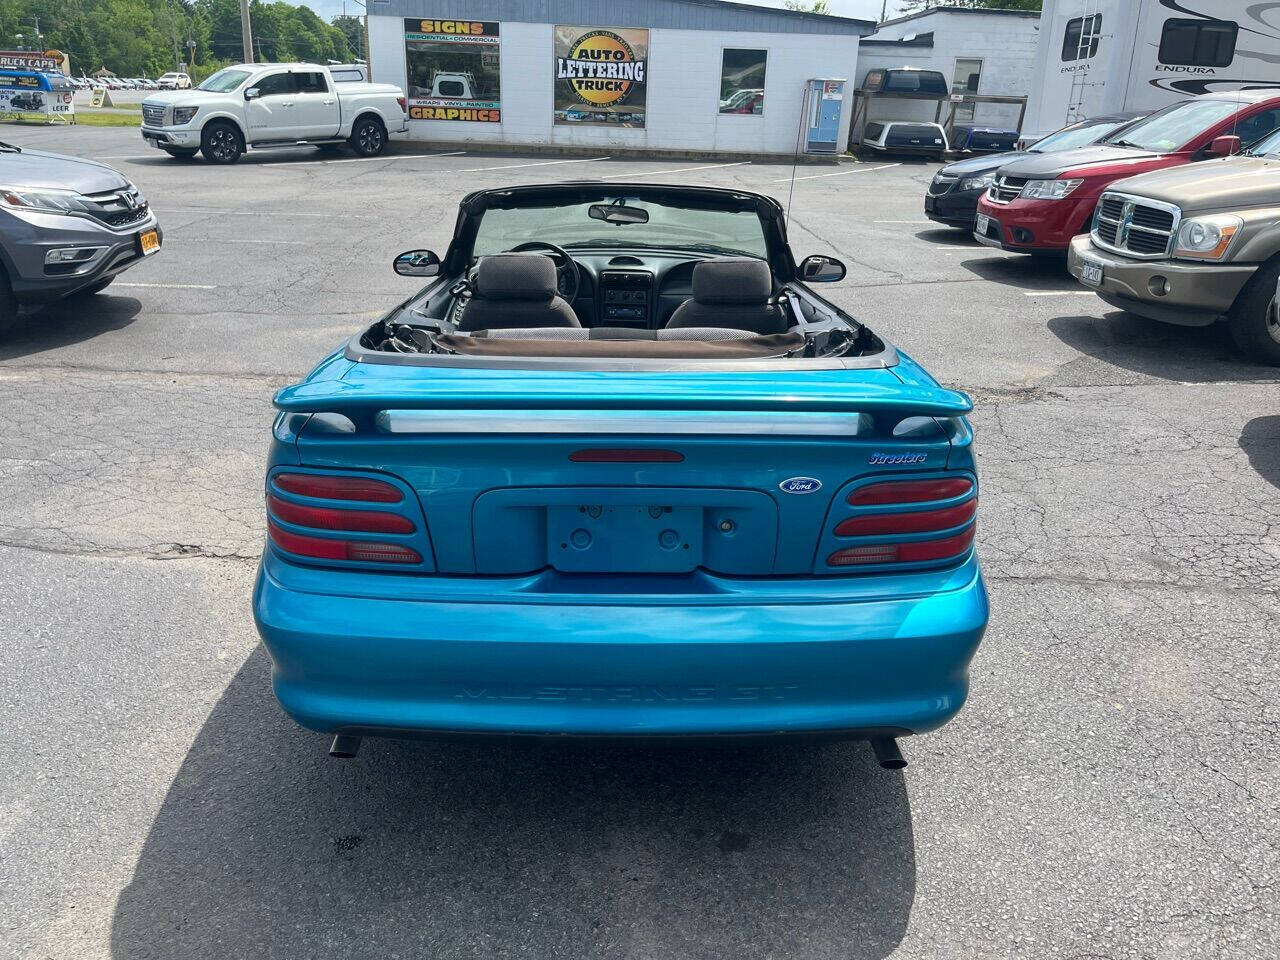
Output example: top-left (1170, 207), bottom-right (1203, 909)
top-left (857, 5), bottom-right (1041, 129)
top-left (366, 0), bottom-right (875, 158)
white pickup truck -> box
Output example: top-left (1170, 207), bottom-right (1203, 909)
top-left (140, 62), bottom-right (408, 163)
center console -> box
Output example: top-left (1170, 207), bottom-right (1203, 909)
top-left (598, 270), bottom-right (654, 327)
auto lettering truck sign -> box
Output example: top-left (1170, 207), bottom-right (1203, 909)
top-left (403, 18), bottom-right (501, 122)
top-left (554, 26), bottom-right (648, 127)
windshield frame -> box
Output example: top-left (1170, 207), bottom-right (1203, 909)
top-left (197, 68), bottom-right (251, 93)
top-left (1030, 118), bottom-right (1126, 153)
top-left (448, 183), bottom-right (796, 280)
top-left (1102, 99), bottom-right (1242, 154)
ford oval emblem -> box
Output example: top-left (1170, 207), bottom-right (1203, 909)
top-left (779, 477), bottom-right (822, 495)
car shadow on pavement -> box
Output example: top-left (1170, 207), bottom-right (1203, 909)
top-left (0, 295), bottom-right (142, 362)
top-left (959, 254), bottom-right (1078, 292)
top-left (110, 649), bottom-right (916, 960)
top-left (914, 227), bottom-right (975, 246)
top-left (1240, 416), bottom-right (1280, 490)
top-left (1047, 312), bottom-right (1279, 383)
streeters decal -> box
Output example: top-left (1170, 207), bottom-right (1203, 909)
top-left (554, 26), bottom-right (648, 127)
top-left (403, 18), bottom-right (501, 123)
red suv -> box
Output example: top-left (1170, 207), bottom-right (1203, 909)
top-left (974, 91), bottom-right (1280, 255)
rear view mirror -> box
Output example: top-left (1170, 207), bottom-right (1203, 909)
top-left (394, 249), bottom-right (440, 278)
top-left (244, 87), bottom-right (261, 101)
top-left (800, 254), bottom-right (846, 283)
top-left (1208, 135), bottom-right (1242, 158)
top-left (589, 203), bottom-right (649, 225)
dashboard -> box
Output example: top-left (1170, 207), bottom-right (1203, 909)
top-left (561, 252), bottom-right (703, 329)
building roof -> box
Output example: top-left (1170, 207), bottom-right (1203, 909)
top-left (861, 31), bottom-right (935, 48)
top-left (875, 5), bottom-right (1040, 31)
top-left (381, 0), bottom-right (876, 36)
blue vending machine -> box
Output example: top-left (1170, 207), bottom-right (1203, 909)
top-left (804, 79), bottom-right (846, 156)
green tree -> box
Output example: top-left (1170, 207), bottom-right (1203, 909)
top-left (0, 0), bottom-right (351, 77)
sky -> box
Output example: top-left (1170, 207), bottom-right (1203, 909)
top-left (296, 0), bottom-right (914, 27)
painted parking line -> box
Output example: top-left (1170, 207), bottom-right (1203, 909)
top-left (457, 156), bottom-right (610, 172)
top-left (874, 219), bottom-right (930, 224)
top-left (1022, 290), bottom-right (1098, 297)
top-left (114, 282), bottom-right (217, 290)
top-left (601, 161), bottom-right (750, 180)
top-left (319, 150), bottom-right (467, 164)
top-left (166, 237), bottom-right (316, 244)
top-left (773, 162), bottom-right (901, 183)
top-left (222, 211), bottom-right (376, 219)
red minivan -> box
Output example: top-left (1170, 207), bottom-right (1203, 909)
top-left (974, 91), bottom-right (1280, 255)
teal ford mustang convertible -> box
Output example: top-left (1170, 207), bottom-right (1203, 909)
top-left (253, 183), bottom-right (988, 768)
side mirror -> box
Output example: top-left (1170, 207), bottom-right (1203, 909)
top-left (244, 87), bottom-right (260, 101)
top-left (1208, 135), bottom-right (1241, 158)
top-left (394, 249), bottom-right (441, 278)
top-left (800, 254), bottom-right (846, 283)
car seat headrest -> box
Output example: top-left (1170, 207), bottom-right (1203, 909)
top-left (691, 258), bottom-right (772, 305)
top-left (475, 253), bottom-right (558, 301)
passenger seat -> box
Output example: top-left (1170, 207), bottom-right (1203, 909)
top-left (665, 258), bottom-right (787, 335)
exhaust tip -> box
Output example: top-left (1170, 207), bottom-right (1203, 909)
top-left (870, 736), bottom-right (907, 770)
top-left (329, 734), bottom-right (362, 759)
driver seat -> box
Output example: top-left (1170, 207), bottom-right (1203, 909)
top-left (457, 254), bottom-right (580, 332)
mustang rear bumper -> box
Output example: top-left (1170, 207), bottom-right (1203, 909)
top-left (253, 550), bottom-right (989, 739)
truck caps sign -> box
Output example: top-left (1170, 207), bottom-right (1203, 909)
top-left (403, 18), bottom-right (501, 123)
top-left (554, 26), bottom-right (648, 127)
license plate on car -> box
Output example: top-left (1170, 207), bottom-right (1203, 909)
top-left (139, 229), bottom-right (160, 256)
top-left (924, 196), bottom-right (936, 213)
top-left (1079, 258), bottom-right (1104, 287)
top-left (975, 213), bottom-right (991, 236)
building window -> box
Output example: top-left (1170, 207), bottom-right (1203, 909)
top-left (1159, 18), bottom-right (1238, 68)
top-left (1062, 14), bottom-right (1102, 61)
top-left (720, 49), bottom-right (766, 115)
top-left (951, 58), bottom-right (982, 122)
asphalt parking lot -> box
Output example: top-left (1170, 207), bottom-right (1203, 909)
top-left (2, 126), bottom-right (1277, 960)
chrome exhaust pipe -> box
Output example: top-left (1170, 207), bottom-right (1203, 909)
top-left (329, 734), bottom-right (362, 758)
top-left (870, 737), bottom-right (906, 770)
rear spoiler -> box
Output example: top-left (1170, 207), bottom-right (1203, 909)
top-left (274, 377), bottom-right (973, 435)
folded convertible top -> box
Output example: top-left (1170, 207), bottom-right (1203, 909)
top-left (433, 330), bottom-right (807, 359)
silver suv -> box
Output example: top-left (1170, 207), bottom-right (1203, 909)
top-left (0, 141), bottom-right (162, 335)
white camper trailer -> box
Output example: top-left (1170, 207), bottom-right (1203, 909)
top-left (1025, 0), bottom-right (1280, 139)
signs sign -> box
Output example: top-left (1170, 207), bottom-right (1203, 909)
top-left (404, 18), bottom-right (501, 123)
top-left (554, 26), bottom-right (648, 127)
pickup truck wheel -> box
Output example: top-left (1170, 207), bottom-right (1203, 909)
top-left (1227, 260), bottom-right (1280, 366)
top-left (201, 122), bottom-right (244, 164)
top-left (349, 117), bottom-right (387, 157)
top-left (162, 147), bottom-right (198, 160)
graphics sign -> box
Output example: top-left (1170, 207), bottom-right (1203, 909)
top-left (404, 18), bottom-right (501, 123)
top-left (554, 26), bottom-right (648, 127)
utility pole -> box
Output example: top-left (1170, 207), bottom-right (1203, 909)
top-left (240, 0), bottom-right (255, 64)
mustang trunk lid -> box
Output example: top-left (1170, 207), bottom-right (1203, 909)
top-left (275, 362), bottom-right (972, 576)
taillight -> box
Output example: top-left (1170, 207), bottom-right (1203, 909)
top-left (267, 472), bottom-right (427, 567)
top-left (828, 527), bottom-right (976, 567)
top-left (267, 494), bottom-right (414, 534)
top-left (834, 499), bottom-right (975, 537)
top-left (396, 96), bottom-right (407, 112)
top-left (827, 474), bottom-right (977, 570)
top-left (849, 477), bottom-right (972, 505)
top-left (274, 473), bottom-right (402, 503)
top-left (268, 520), bottom-right (421, 565)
